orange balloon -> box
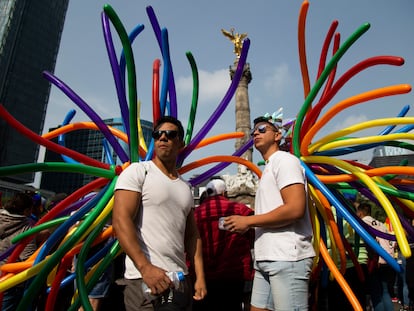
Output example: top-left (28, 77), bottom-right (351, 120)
top-left (315, 189), bottom-right (347, 274)
top-left (300, 84), bottom-right (411, 156)
top-left (319, 240), bottom-right (362, 311)
top-left (195, 132), bottom-right (245, 149)
top-left (316, 166), bottom-right (414, 184)
top-left (42, 122), bottom-right (147, 159)
top-left (178, 155), bottom-right (262, 178)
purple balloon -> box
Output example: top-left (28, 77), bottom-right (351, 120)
top-left (0, 244), bottom-right (16, 262)
top-left (178, 39), bottom-right (251, 165)
top-left (146, 5), bottom-right (177, 117)
top-left (43, 71), bottom-right (129, 163)
top-left (101, 12), bottom-right (130, 139)
top-left (159, 28), bottom-right (171, 117)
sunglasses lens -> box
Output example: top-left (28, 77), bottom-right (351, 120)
top-left (166, 131), bottom-right (178, 139)
top-left (152, 130), bottom-right (178, 139)
top-left (152, 131), bottom-right (160, 139)
top-left (250, 124), bottom-right (268, 136)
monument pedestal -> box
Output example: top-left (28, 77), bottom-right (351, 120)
top-left (222, 167), bottom-right (258, 208)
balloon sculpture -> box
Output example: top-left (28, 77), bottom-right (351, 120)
top-left (0, 1), bottom-right (413, 310)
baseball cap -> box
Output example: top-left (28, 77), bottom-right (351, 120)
top-left (206, 179), bottom-right (226, 196)
top-left (253, 116), bottom-right (280, 130)
top-left (253, 109), bottom-right (283, 130)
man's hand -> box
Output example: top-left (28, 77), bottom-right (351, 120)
top-left (140, 264), bottom-right (171, 295)
top-left (193, 277), bottom-right (207, 300)
top-left (224, 215), bottom-right (250, 234)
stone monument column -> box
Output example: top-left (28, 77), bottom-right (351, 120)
top-left (221, 28), bottom-right (257, 208)
top-left (230, 63), bottom-right (252, 165)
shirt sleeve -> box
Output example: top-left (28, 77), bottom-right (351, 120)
top-left (274, 154), bottom-right (305, 190)
top-left (114, 162), bottom-right (147, 193)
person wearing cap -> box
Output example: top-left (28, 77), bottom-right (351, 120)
top-left (225, 115), bottom-right (315, 311)
top-left (193, 179), bottom-right (254, 311)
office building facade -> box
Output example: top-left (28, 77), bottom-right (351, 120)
top-left (0, 0), bottom-right (69, 183)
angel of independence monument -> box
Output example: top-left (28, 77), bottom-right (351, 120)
top-left (220, 28), bottom-right (258, 208)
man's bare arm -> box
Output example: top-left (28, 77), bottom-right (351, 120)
top-left (184, 210), bottom-right (207, 300)
top-left (113, 189), bottom-right (170, 294)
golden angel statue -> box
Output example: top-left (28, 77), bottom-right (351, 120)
top-left (221, 28), bottom-right (248, 58)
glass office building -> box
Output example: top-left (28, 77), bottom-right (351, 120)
top-left (0, 0), bottom-right (69, 183)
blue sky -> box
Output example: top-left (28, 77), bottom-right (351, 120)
top-left (41, 0), bottom-right (414, 181)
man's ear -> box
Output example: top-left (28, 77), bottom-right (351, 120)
top-left (274, 131), bottom-right (282, 143)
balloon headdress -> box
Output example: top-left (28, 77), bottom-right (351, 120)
top-left (253, 108), bottom-right (295, 152)
top-left (254, 108), bottom-right (283, 129)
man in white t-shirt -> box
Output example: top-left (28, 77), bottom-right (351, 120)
top-left (225, 115), bottom-right (315, 311)
top-left (113, 116), bottom-right (207, 311)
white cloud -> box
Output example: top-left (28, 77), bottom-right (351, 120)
top-left (176, 69), bottom-right (229, 103)
top-left (263, 63), bottom-right (293, 98)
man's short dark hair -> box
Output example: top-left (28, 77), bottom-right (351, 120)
top-left (4, 192), bottom-right (33, 215)
top-left (154, 116), bottom-right (185, 140)
top-left (357, 202), bottom-right (372, 216)
top-left (253, 116), bottom-right (279, 130)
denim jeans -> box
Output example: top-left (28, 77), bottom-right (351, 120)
top-left (251, 258), bottom-right (313, 311)
top-left (2, 286), bottom-right (23, 311)
top-left (368, 264), bottom-right (395, 311)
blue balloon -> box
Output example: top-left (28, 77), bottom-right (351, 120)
top-left (301, 160), bottom-right (401, 272)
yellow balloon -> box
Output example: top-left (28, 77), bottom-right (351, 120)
top-left (303, 155), bottom-right (411, 257)
top-left (371, 175), bottom-right (414, 213)
top-left (0, 260), bottom-right (48, 292)
top-left (316, 133), bottom-right (414, 153)
top-left (307, 117), bottom-right (414, 154)
top-left (136, 100), bottom-right (148, 152)
top-left (75, 197), bottom-right (114, 244)
top-left (307, 186), bottom-right (321, 262)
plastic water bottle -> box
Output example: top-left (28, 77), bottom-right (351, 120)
top-left (142, 271), bottom-right (185, 301)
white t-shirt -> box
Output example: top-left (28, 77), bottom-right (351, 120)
top-left (254, 151), bottom-right (315, 261)
top-left (114, 161), bottom-right (194, 279)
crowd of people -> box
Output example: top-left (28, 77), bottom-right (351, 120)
top-left (319, 199), bottom-right (414, 311)
top-left (1, 114), bottom-right (414, 311)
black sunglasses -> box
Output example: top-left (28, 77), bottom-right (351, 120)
top-left (152, 130), bottom-right (179, 140)
top-left (250, 124), bottom-right (277, 136)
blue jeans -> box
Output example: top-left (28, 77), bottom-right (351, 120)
top-left (368, 264), bottom-right (395, 311)
top-left (251, 258), bottom-right (313, 311)
top-left (88, 263), bottom-right (114, 298)
top-left (2, 286), bottom-right (23, 311)
top-left (398, 255), bottom-right (410, 307)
